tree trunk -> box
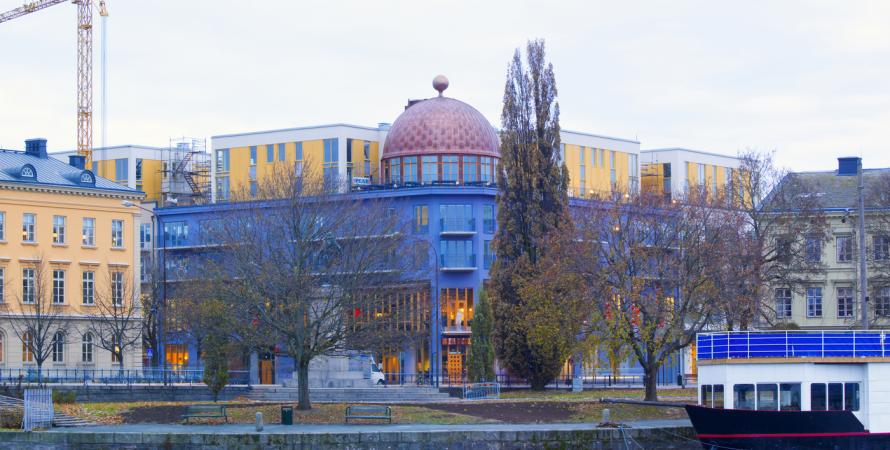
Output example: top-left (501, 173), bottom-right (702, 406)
top-left (297, 359), bottom-right (311, 410)
top-left (643, 364), bottom-right (658, 402)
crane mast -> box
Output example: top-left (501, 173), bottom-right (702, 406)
top-left (1, 0), bottom-right (107, 167)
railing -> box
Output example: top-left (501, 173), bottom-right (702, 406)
top-left (440, 218), bottom-right (476, 233)
top-left (0, 368), bottom-right (251, 385)
top-left (463, 382), bottom-right (500, 400)
top-left (441, 253), bottom-right (476, 269)
top-left (697, 330), bottom-right (890, 361)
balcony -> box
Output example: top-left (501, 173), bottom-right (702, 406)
top-left (440, 253), bottom-right (477, 271)
top-left (443, 324), bottom-right (472, 335)
top-left (440, 218), bottom-right (476, 235)
top-left (697, 331), bottom-right (890, 363)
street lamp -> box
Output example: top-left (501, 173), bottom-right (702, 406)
top-left (423, 238), bottom-right (441, 388)
top-left (122, 200), bottom-right (166, 378)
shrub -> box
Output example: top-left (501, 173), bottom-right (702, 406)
top-left (52, 390), bottom-right (77, 404)
top-left (0, 408), bottom-right (23, 429)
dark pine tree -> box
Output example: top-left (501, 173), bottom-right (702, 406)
top-left (490, 39), bottom-right (572, 390)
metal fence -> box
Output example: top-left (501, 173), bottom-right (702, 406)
top-left (0, 368), bottom-right (251, 386)
top-left (463, 382), bottom-right (500, 400)
top-left (23, 388), bottom-right (53, 431)
top-left (381, 372), bottom-right (685, 389)
top-left (698, 330), bottom-right (890, 360)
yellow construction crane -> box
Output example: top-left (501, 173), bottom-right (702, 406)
top-left (1, 0), bottom-right (108, 167)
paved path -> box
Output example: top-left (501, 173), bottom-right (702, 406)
top-left (46, 419), bottom-right (691, 435)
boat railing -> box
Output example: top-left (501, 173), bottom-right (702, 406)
top-left (697, 330), bottom-right (890, 360)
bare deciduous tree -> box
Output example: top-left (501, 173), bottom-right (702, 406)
top-left (86, 268), bottom-right (143, 372)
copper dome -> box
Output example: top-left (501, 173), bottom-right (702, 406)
top-left (382, 95), bottom-right (500, 160)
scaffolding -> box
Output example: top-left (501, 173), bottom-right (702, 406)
top-left (161, 137), bottom-right (210, 206)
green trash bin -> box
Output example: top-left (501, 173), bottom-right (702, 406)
top-left (281, 406), bottom-right (294, 425)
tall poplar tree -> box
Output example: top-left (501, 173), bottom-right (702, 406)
top-left (490, 39), bottom-right (573, 390)
top-left (466, 289), bottom-right (495, 382)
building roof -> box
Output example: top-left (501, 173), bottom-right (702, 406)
top-left (382, 76), bottom-right (499, 160)
top-left (766, 167), bottom-right (890, 211)
top-left (0, 148), bottom-right (143, 196)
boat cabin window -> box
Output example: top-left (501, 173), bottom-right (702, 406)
top-left (700, 384), bottom-right (724, 408)
top-left (757, 384), bottom-right (778, 410)
top-left (779, 383), bottom-right (801, 411)
top-left (733, 384), bottom-right (755, 410)
top-left (810, 382), bottom-right (860, 411)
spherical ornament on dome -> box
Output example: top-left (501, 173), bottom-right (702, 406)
top-left (433, 75), bottom-right (449, 96)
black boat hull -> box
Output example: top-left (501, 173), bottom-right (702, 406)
top-left (685, 405), bottom-right (890, 449)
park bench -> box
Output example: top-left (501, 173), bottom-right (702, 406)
top-left (345, 405), bottom-right (392, 424)
top-left (182, 404), bottom-right (228, 423)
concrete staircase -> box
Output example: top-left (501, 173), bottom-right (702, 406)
top-left (0, 394), bottom-right (95, 427)
top-left (246, 386), bottom-right (453, 403)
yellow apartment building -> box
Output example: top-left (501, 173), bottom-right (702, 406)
top-left (640, 148), bottom-right (743, 203)
top-left (560, 130), bottom-right (641, 198)
top-left (1, 139), bottom-right (144, 371)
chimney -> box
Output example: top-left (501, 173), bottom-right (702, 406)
top-left (837, 157), bottom-right (861, 176)
top-left (69, 155), bottom-right (86, 170)
top-left (24, 138), bottom-right (48, 159)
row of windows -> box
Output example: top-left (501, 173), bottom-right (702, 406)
top-left (799, 234), bottom-right (890, 263)
top-left (4, 331), bottom-right (120, 364)
top-left (575, 147), bottom-right (623, 189)
top-left (411, 204), bottom-right (495, 234)
top-left (701, 382), bottom-right (860, 412)
top-left (216, 141), bottom-right (309, 172)
top-left (775, 286), bottom-right (890, 318)
top-left (0, 212), bottom-right (124, 248)
top-left (384, 155), bottom-right (498, 185)
top-left (0, 268), bottom-right (123, 306)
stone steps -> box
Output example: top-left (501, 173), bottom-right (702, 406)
top-left (0, 394), bottom-right (96, 427)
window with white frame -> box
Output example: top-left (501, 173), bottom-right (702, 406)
top-left (0, 267), bottom-right (4, 303)
top-left (82, 217), bottom-right (95, 246)
top-left (112, 271), bottom-right (124, 306)
top-left (22, 213), bottom-right (35, 242)
top-left (806, 287), bottom-right (823, 317)
top-left (111, 335), bottom-right (122, 363)
top-left (82, 271), bottom-right (94, 305)
top-left (775, 288), bottom-right (792, 318)
top-left (837, 286), bottom-right (854, 318)
top-left (837, 235), bottom-right (853, 262)
top-left (52, 269), bottom-right (65, 304)
top-left (140, 223), bottom-right (152, 250)
top-left (112, 219), bottom-right (124, 248)
top-left (0, 211), bottom-right (5, 240)
top-left (805, 236), bottom-right (822, 263)
top-left (876, 287), bottom-right (890, 317)
top-left (875, 235), bottom-right (890, 261)
top-left (22, 331), bottom-right (33, 362)
top-left (22, 268), bottom-right (35, 303)
top-left (51, 331), bottom-right (64, 362)
top-left (82, 332), bottom-right (93, 363)
top-left (52, 215), bottom-right (66, 244)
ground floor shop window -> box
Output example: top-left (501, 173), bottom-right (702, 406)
top-left (166, 344), bottom-right (189, 369)
top-left (441, 287), bottom-right (474, 332)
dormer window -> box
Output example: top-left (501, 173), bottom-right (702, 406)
top-left (20, 164), bottom-right (36, 179)
top-left (79, 170), bottom-right (96, 186)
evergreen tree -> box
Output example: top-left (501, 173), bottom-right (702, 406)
top-left (466, 289), bottom-right (495, 382)
top-left (490, 39), bottom-right (573, 390)
top-left (202, 332), bottom-right (230, 402)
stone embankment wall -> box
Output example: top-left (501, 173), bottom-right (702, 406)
top-left (0, 426), bottom-right (700, 449)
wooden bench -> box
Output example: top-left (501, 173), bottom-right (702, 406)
top-left (345, 405), bottom-right (391, 424)
top-left (182, 405), bottom-right (228, 423)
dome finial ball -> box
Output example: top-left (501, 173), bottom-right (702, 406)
top-left (433, 75), bottom-right (449, 96)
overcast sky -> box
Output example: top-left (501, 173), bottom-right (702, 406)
top-left (1, 1), bottom-right (888, 171)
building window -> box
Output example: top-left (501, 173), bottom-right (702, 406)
top-left (82, 217), bottom-right (95, 246)
top-left (82, 332), bottom-right (93, 363)
top-left (52, 269), bottom-right (65, 304)
top-left (216, 148), bottom-right (230, 171)
top-left (249, 146), bottom-right (257, 165)
top-left (711, 166), bottom-right (718, 198)
top-left (82, 271), bottom-right (95, 305)
top-left (250, 181), bottom-right (258, 197)
top-left (111, 335), bottom-right (122, 363)
top-left (294, 142), bottom-right (304, 177)
top-left (22, 268), bottom-right (35, 304)
top-left (389, 158), bottom-right (401, 184)
top-left (323, 138), bottom-right (339, 188)
top-left (22, 213), bottom-right (35, 242)
top-left (277, 143), bottom-right (286, 161)
top-left (805, 236), bottom-right (822, 263)
top-left (266, 144), bottom-right (274, 163)
top-left (462, 156), bottom-right (477, 183)
top-left (413, 205), bottom-right (428, 234)
top-left (628, 153), bottom-right (639, 191)
top-left (837, 287), bottom-right (854, 318)
top-left (363, 142), bottom-right (371, 176)
top-left (52, 331), bottom-right (64, 362)
top-left (609, 151), bottom-right (617, 186)
top-left (483, 205), bottom-right (495, 234)
top-left (140, 223), bottom-right (152, 250)
top-left (484, 240), bottom-right (495, 269)
top-left (440, 240), bottom-right (475, 268)
top-left (0, 211), bottom-right (5, 240)
top-left (164, 221), bottom-right (188, 247)
top-left (0, 268), bottom-right (4, 303)
top-left (136, 159), bottom-right (143, 187)
top-left (776, 237), bottom-right (793, 264)
top-left (697, 163), bottom-right (706, 187)
top-left (112, 271), bottom-right (124, 306)
top-left (50, 215), bottom-right (64, 244)
top-left (877, 287), bottom-right (890, 317)
top-left (22, 332), bottom-right (33, 362)
top-left (112, 219), bottom-right (124, 248)
top-left (480, 157), bottom-right (492, 183)
top-left (216, 176), bottom-right (230, 201)
top-left (403, 156), bottom-right (417, 183)
top-left (440, 204), bottom-right (474, 233)
top-left (806, 287), bottom-right (823, 317)
top-left (115, 158), bottom-right (128, 183)
top-left (875, 235), bottom-right (890, 261)
top-left (837, 235), bottom-right (853, 262)
top-left (775, 288), bottom-right (792, 318)
top-left (422, 156), bottom-right (438, 184)
top-left (442, 156), bottom-right (458, 182)
top-left (579, 146), bottom-right (586, 194)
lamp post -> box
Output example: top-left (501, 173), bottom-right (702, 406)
top-left (122, 200), bottom-right (166, 378)
top-left (857, 160), bottom-right (869, 330)
top-left (425, 238), bottom-right (441, 388)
